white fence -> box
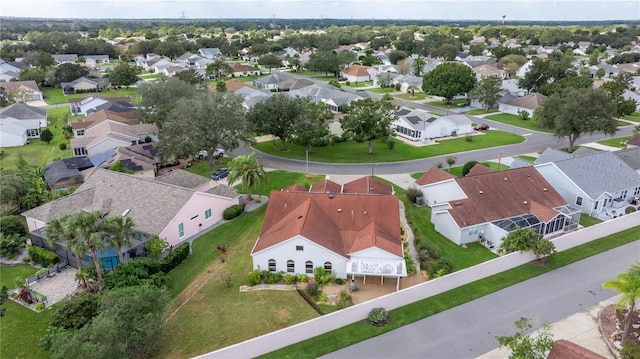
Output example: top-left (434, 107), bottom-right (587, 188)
top-left (197, 212), bottom-right (640, 359)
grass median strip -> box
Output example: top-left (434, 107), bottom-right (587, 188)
top-left (258, 226), bottom-right (640, 359)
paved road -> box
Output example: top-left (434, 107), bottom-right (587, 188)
top-left (320, 240), bottom-right (640, 359)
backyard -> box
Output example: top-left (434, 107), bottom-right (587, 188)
top-left (41, 87), bottom-right (139, 106)
top-left (253, 131), bottom-right (524, 163)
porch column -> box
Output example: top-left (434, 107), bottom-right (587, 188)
top-left (396, 276), bottom-right (400, 291)
top-left (363, 274), bottom-right (366, 285)
top-left (380, 276), bottom-right (383, 286)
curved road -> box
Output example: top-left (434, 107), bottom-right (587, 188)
top-left (321, 240), bottom-right (640, 359)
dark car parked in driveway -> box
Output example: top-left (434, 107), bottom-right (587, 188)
top-left (473, 124), bottom-right (490, 131)
top-left (211, 168), bottom-right (229, 181)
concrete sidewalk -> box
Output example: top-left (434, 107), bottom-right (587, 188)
top-left (477, 296), bottom-right (618, 359)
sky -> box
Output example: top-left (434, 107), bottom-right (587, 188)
top-left (2, 0), bottom-right (639, 21)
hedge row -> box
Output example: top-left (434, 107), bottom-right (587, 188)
top-left (223, 204), bottom-right (245, 220)
top-left (28, 245), bottom-right (59, 267)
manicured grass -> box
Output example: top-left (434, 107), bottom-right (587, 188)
top-left (395, 92), bottom-right (427, 101)
top-left (0, 264), bottom-right (39, 289)
top-left (579, 213), bottom-right (603, 227)
top-left (0, 107), bottom-right (75, 169)
top-left (516, 155), bottom-right (537, 163)
top-left (41, 87), bottom-right (138, 105)
top-left (484, 113), bottom-right (554, 133)
top-left (465, 108), bottom-right (499, 116)
top-left (0, 300), bottom-right (55, 359)
top-left (482, 162), bottom-right (510, 171)
top-left (623, 112), bottom-right (640, 122)
top-left (253, 131), bottom-right (524, 163)
top-left (345, 81), bottom-right (374, 88)
top-left (597, 136), bottom-right (633, 148)
top-left (368, 87), bottom-right (395, 94)
top-left (235, 170), bottom-right (324, 196)
top-left (424, 98), bottom-right (468, 109)
top-left (160, 206), bottom-right (319, 358)
top-left (259, 226), bottom-right (640, 359)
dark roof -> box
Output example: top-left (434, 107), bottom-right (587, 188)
top-left (397, 108), bottom-right (411, 116)
top-left (93, 101), bottom-right (137, 113)
top-left (0, 104), bottom-right (47, 120)
top-left (43, 157), bottom-right (93, 188)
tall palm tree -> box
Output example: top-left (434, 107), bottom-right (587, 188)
top-left (44, 214), bottom-right (88, 288)
top-left (226, 152), bottom-right (267, 201)
top-left (69, 210), bottom-right (109, 289)
top-left (603, 266), bottom-right (640, 343)
top-left (104, 215), bottom-right (136, 264)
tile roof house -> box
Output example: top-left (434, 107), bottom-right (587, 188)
top-left (61, 76), bottom-right (111, 95)
top-left (0, 80), bottom-right (44, 101)
top-left (498, 93), bottom-right (547, 116)
top-left (0, 104), bottom-right (48, 147)
top-left (252, 176), bottom-right (406, 285)
top-left (392, 107), bottom-right (473, 141)
top-left (415, 166), bottom-right (579, 247)
top-left (534, 148), bottom-right (640, 220)
top-left (23, 169), bottom-right (239, 269)
top-left (340, 64), bottom-right (375, 83)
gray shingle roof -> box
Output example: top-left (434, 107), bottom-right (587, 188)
top-left (155, 170), bottom-right (210, 189)
top-left (614, 147), bottom-right (640, 171)
top-left (0, 104), bottom-right (46, 120)
top-left (206, 184), bottom-right (237, 198)
top-left (509, 158), bottom-right (533, 169)
top-left (534, 148), bottom-right (573, 165)
top-left (537, 150), bottom-right (640, 199)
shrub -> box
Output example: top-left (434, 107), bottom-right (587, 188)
top-left (255, 199), bottom-right (262, 203)
top-left (334, 278), bottom-right (345, 285)
top-left (297, 274), bottom-right (308, 283)
top-left (317, 291), bottom-right (330, 304)
top-left (0, 216), bottom-right (27, 237)
top-left (621, 339), bottom-right (640, 359)
top-left (313, 266), bottom-right (333, 285)
top-left (305, 281), bottom-right (320, 298)
top-left (405, 255), bottom-right (416, 275)
top-left (465, 134), bottom-right (473, 142)
top-left (0, 233), bottom-right (26, 258)
top-left (386, 139), bottom-right (395, 150)
top-left (105, 259), bottom-right (169, 290)
top-left (159, 242), bottom-right (190, 273)
top-left (425, 242), bottom-right (441, 260)
top-left (426, 258), bottom-right (454, 278)
top-left (625, 206), bottom-right (636, 214)
top-left (248, 269), bottom-right (261, 286)
top-left (336, 290), bottom-right (353, 309)
top-left (223, 204), bottom-right (245, 220)
top-left (394, 83), bottom-right (401, 91)
top-left (368, 307), bottom-right (389, 326)
top-left (35, 303), bottom-right (44, 311)
top-left (51, 292), bottom-right (100, 329)
top-left (58, 142), bottom-right (67, 150)
top-left (264, 271), bottom-right (283, 284)
top-left (283, 273), bottom-right (296, 285)
top-left (462, 161), bottom-right (479, 177)
top-left (405, 186), bottom-right (421, 203)
top-left (28, 246), bottom-right (58, 267)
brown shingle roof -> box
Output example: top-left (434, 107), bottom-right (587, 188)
top-left (253, 191), bottom-right (402, 257)
top-left (0, 80), bottom-right (40, 93)
top-left (547, 339), bottom-right (606, 359)
top-left (231, 63), bottom-right (260, 72)
top-left (209, 78), bottom-right (254, 92)
top-left (505, 93), bottom-right (547, 110)
top-left (71, 109), bottom-right (136, 130)
top-left (416, 167), bottom-right (456, 185)
top-left (342, 176), bottom-right (393, 195)
top-left (448, 167), bottom-right (567, 227)
top-left (283, 184), bottom-right (309, 192)
top-left (342, 64), bottom-right (372, 77)
top-left (309, 179), bottom-right (342, 193)
top-left (466, 163), bottom-right (494, 176)
top-left (627, 135), bottom-right (640, 147)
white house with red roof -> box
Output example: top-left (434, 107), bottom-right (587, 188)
top-left (251, 177), bottom-right (406, 286)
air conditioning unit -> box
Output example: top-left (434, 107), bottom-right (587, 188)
top-left (416, 196), bottom-right (425, 206)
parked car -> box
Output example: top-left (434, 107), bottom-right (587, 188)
top-left (473, 124), bottom-right (490, 131)
top-left (337, 76), bottom-right (347, 81)
top-left (211, 168), bottom-right (229, 181)
top-left (196, 149), bottom-right (224, 160)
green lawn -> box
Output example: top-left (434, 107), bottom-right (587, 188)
top-left (0, 264), bottom-right (39, 289)
top-left (253, 131), bottom-right (524, 163)
top-left (345, 81), bottom-right (374, 88)
top-left (516, 155), bottom-right (537, 163)
top-left (624, 112), bottom-right (640, 122)
top-left (41, 87), bottom-right (138, 105)
top-left (0, 107), bottom-right (75, 169)
top-left (465, 108), bottom-right (499, 116)
top-left (424, 99), bottom-right (468, 109)
top-left (579, 214), bottom-right (603, 227)
top-left (597, 136), bottom-right (633, 148)
top-left (395, 92), bottom-right (427, 101)
top-left (260, 226), bottom-right (640, 359)
top-left (368, 87), bottom-right (395, 94)
top-left (484, 114), bottom-right (554, 133)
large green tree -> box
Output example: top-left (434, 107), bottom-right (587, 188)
top-left (205, 59), bottom-right (233, 79)
top-left (498, 226), bottom-right (556, 265)
top-left (226, 152), bottom-right (267, 201)
top-left (257, 54), bottom-right (282, 74)
top-left (292, 102), bottom-right (334, 153)
top-left (518, 51), bottom-right (575, 93)
top-left (603, 263), bottom-right (640, 344)
top-left (137, 76), bottom-right (199, 127)
top-left (108, 62), bottom-right (139, 87)
top-left (307, 51), bottom-right (340, 76)
top-left (49, 63), bottom-right (90, 86)
top-left (534, 87), bottom-right (617, 153)
top-left (600, 81), bottom-right (637, 117)
top-left (340, 97), bottom-right (398, 155)
top-left (161, 91), bottom-right (253, 167)
top-left (469, 75), bottom-right (504, 111)
top-left (422, 62), bottom-right (476, 103)
top-left (246, 94), bottom-right (307, 151)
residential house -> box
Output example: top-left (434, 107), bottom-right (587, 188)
top-left (53, 54), bottom-right (78, 64)
top-left (627, 135), bottom-right (640, 148)
top-left (209, 78), bottom-right (254, 93)
top-left (90, 145), bottom-right (158, 178)
top-left (341, 64), bottom-right (375, 83)
top-left (393, 107), bottom-right (473, 141)
top-left (70, 110), bottom-right (158, 157)
top-left (534, 148), bottom-right (640, 220)
top-left (162, 65), bottom-right (187, 77)
top-left (84, 55), bottom-right (110, 66)
top-left (198, 48), bottom-right (222, 60)
top-left (231, 63), bottom-right (261, 77)
top-left (253, 71), bottom-right (294, 89)
top-left (0, 80), bottom-right (44, 101)
top-left (0, 60), bottom-right (23, 82)
top-left (61, 77), bottom-right (110, 95)
top-left (69, 95), bottom-right (136, 116)
top-left (43, 156), bottom-right (94, 190)
top-left (289, 83), bottom-right (362, 112)
top-left (0, 104), bottom-right (47, 147)
top-left (498, 93), bottom-right (547, 116)
top-left (472, 63), bottom-right (508, 80)
top-left (388, 74), bottom-right (422, 93)
top-left (251, 176), bottom-right (407, 286)
top-left (415, 166), bottom-right (580, 248)
top-left (176, 52), bottom-right (203, 67)
top-left (614, 147), bottom-right (640, 174)
top-left (516, 59), bottom-right (534, 78)
top-left (23, 168), bottom-right (239, 269)
top-left (589, 64), bottom-right (620, 79)
top-left (233, 86), bottom-right (272, 109)
top-left (141, 56), bottom-right (174, 73)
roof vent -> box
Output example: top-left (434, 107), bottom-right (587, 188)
top-left (363, 211), bottom-right (367, 215)
top-left (297, 215), bottom-right (303, 220)
top-left (479, 190), bottom-right (484, 195)
top-left (543, 188), bottom-right (548, 192)
top-left (337, 208), bottom-right (342, 213)
top-left (454, 201), bottom-right (463, 206)
top-left (122, 208), bottom-right (131, 216)
top-left (503, 177), bottom-right (508, 181)
top-left (523, 201), bottom-right (528, 205)
top-left (328, 193), bottom-right (334, 199)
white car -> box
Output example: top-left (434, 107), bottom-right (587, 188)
top-left (196, 149), bottom-right (224, 160)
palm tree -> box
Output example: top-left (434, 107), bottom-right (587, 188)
top-left (603, 266), bottom-right (640, 343)
top-left (226, 152), bottom-right (267, 201)
top-left (69, 210), bottom-right (109, 289)
top-left (44, 214), bottom-right (89, 288)
top-left (104, 215), bottom-right (136, 265)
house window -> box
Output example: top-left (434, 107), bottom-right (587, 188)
top-left (205, 209), bottom-right (212, 219)
top-left (324, 261), bottom-right (332, 273)
top-left (634, 187), bottom-right (640, 196)
top-left (268, 259), bottom-right (276, 272)
top-left (621, 190), bottom-right (628, 198)
top-left (26, 129), bottom-right (40, 137)
top-left (296, 245), bottom-right (304, 251)
top-left (76, 129), bottom-right (85, 136)
top-left (575, 196), bottom-right (583, 206)
top-left (178, 223), bottom-right (184, 238)
top-left (305, 261), bottom-right (313, 274)
top-left (594, 200), bottom-right (599, 210)
top-left (190, 215), bottom-right (198, 220)
top-left (287, 260), bottom-right (295, 273)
